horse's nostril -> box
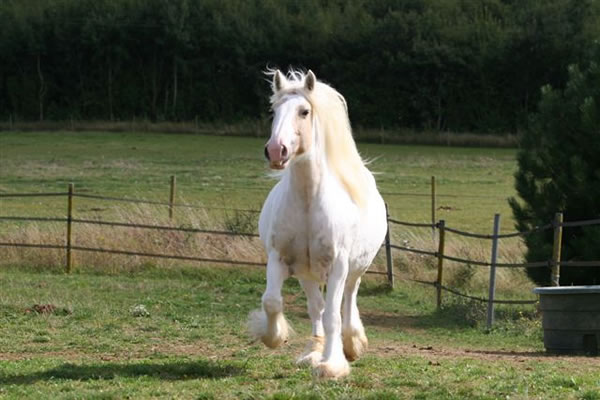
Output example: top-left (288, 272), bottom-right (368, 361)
top-left (281, 145), bottom-right (288, 158)
top-left (264, 146), bottom-right (270, 161)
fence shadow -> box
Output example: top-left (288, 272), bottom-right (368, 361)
top-left (358, 282), bottom-right (395, 297)
top-left (361, 312), bottom-right (422, 330)
top-left (360, 309), bottom-right (480, 331)
top-left (0, 359), bottom-right (245, 386)
top-left (464, 349), bottom-right (549, 358)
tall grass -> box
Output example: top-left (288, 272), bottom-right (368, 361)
top-left (0, 202), bottom-right (534, 298)
top-left (0, 119), bottom-right (272, 137)
top-left (355, 128), bottom-right (518, 148)
top-left (0, 119), bottom-right (518, 147)
top-left (0, 202), bottom-right (265, 274)
top-left (390, 226), bottom-right (534, 298)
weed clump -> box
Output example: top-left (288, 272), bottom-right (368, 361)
top-left (439, 297), bottom-right (487, 327)
top-left (130, 304), bottom-right (150, 318)
top-left (25, 304), bottom-right (72, 316)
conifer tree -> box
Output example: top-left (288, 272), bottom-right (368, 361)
top-left (509, 45), bottom-right (600, 285)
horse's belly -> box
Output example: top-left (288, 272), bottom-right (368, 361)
top-left (271, 229), bottom-right (333, 283)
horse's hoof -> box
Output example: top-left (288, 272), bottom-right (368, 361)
top-left (314, 360), bottom-right (350, 379)
top-left (296, 349), bottom-right (322, 367)
top-left (262, 336), bottom-right (286, 348)
top-left (342, 331), bottom-right (368, 361)
top-left (296, 336), bottom-right (324, 366)
top-left (247, 309), bottom-right (291, 349)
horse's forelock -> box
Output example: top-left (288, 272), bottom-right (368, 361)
top-left (270, 89), bottom-right (311, 111)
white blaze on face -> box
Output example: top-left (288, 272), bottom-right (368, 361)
top-left (265, 94), bottom-right (312, 169)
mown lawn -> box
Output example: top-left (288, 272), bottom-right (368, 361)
top-left (0, 265), bottom-right (598, 399)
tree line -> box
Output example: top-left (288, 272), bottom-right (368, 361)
top-left (1, 0), bottom-right (599, 133)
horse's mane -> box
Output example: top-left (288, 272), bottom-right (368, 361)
top-left (267, 69), bottom-right (367, 208)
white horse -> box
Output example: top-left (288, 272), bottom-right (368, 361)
top-left (248, 69), bottom-right (387, 379)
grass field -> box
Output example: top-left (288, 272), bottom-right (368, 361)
top-left (0, 131), bottom-right (517, 231)
top-left (2, 131), bottom-right (597, 399)
top-left (0, 130), bottom-right (528, 291)
top-left (1, 265), bottom-right (599, 400)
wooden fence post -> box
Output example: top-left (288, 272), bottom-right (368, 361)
top-left (169, 175), bottom-right (176, 220)
top-left (436, 219), bottom-right (446, 309)
top-left (431, 176), bottom-right (436, 241)
top-left (66, 183), bottom-right (74, 273)
top-left (551, 212), bottom-right (564, 286)
top-left (486, 213), bottom-right (501, 330)
top-left (384, 203), bottom-right (394, 288)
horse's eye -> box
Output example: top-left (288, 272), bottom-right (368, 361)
top-left (300, 109), bottom-right (310, 117)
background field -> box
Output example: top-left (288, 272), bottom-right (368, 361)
top-left (0, 131), bottom-right (528, 290)
top-left (2, 131), bottom-right (598, 399)
top-left (0, 131), bottom-right (517, 230)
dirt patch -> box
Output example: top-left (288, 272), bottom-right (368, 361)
top-left (2, 339), bottom-right (598, 370)
top-left (25, 304), bottom-right (72, 316)
top-left (362, 311), bottom-right (421, 331)
top-left (0, 339), bottom-right (233, 363)
top-left (0, 350), bottom-right (84, 362)
top-left (370, 341), bottom-right (600, 367)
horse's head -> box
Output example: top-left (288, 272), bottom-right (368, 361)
top-left (264, 70), bottom-right (316, 170)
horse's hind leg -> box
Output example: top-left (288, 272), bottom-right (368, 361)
top-left (342, 275), bottom-right (368, 361)
top-left (296, 279), bottom-right (325, 367)
top-left (248, 251), bottom-right (291, 348)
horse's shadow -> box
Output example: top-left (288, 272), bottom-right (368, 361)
top-left (1, 359), bottom-right (245, 385)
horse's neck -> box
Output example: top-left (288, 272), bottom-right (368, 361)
top-left (288, 155), bottom-right (322, 209)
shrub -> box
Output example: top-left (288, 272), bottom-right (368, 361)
top-left (440, 296), bottom-right (487, 328)
top-left (509, 44), bottom-right (600, 285)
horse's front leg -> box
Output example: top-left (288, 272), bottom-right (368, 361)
top-left (296, 278), bottom-right (325, 367)
top-left (248, 251), bottom-right (291, 348)
top-left (316, 256), bottom-right (350, 379)
top-left (342, 275), bottom-right (368, 361)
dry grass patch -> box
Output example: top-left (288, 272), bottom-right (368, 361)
top-left (0, 201), bottom-right (534, 297)
top-left (0, 202), bottom-right (265, 272)
top-left (391, 226), bottom-right (533, 297)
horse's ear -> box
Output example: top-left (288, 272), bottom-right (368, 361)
top-left (273, 70), bottom-right (286, 92)
top-left (305, 70), bottom-right (316, 91)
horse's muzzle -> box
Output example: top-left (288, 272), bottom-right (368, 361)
top-left (265, 142), bottom-right (289, 169)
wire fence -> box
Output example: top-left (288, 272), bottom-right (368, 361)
top-left (386, 210), bottom-right (600, 328)
top-left (2, 183), bottom-right (600, 328)
top-left (0, 187), bottom-right (384, 275)
top-left (70, 192), bottom-right (262, 214)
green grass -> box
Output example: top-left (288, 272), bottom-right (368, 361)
top-left (0, 130), bottom-right (529, 295)
top-left (0, 130), bottom-right (517, 232)
top-left (3, 131), bottom-right (594, 398)
top-left (0, 265), bottom-right (598, 399)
